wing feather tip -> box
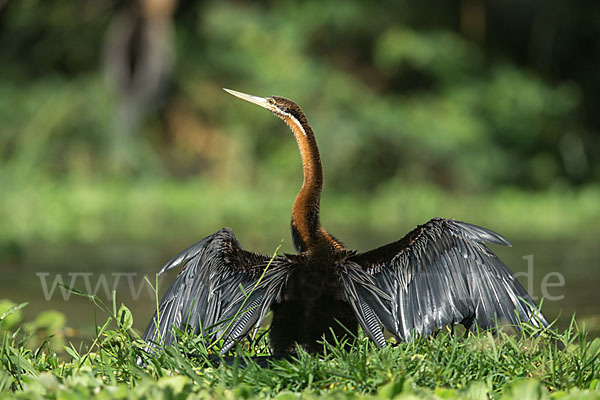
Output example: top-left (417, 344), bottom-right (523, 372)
top-left (448, 219), bottom-right (512, 247)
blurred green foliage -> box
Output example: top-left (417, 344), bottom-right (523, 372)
top-left (0, 300), bottom-right (66, 353)
top-left (0, 300), bottom-right (23, 331)
top-left (0, 0), bottom-right (598, 247)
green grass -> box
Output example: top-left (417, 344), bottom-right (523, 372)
top-left (1, 297), bottom-right (599, 399)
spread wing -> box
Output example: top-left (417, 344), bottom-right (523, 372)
top-left (338, 261), bottom-right (396, 348)
top-left (348, 218), bottom-right (548, 341)
top-left (142, 228), bottom-right (291, 354)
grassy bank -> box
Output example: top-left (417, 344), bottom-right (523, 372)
top-left (1, 177), bottom-right (598, 254)
top-left (0, 299), bottom-right (599, 399)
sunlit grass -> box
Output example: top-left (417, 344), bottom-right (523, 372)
top-left (0, 297), bottom-right (599, 399)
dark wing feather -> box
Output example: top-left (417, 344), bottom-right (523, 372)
top-left (142, 228), bottom-right (290, 354)
top-left (338, 262), bottom-right (395, 348)
top-left (349, 218), bottom-right (548, 341)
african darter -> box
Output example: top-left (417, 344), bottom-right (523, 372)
top-left (142, 89), bottom-right (548, 355)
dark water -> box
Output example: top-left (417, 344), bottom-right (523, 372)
top-left (1, 236), bottom-right (598, 342)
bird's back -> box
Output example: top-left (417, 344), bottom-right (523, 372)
top-left (269, 252), bottom-right (357, 355)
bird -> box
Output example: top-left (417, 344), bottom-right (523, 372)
top-left (141, 88), bottom-right (548, 356)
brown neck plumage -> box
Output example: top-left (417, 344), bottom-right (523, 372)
top-left (281, 112), bottom-right (344, 254)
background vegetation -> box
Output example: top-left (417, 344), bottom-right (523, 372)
top-left (1, 0), bottom-right (599, 249)
top-left (2, 0), bottom-right (599, 322)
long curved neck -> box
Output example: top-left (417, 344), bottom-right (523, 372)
top-left (286, 116), bottom-right (323, 252)
top-left (282, 113), bottom-right (344, 253)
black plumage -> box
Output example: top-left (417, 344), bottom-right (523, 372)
top-left (142, 89), bottom-right (548, 355)
top-left (142, 228), bottom-right (291, 353)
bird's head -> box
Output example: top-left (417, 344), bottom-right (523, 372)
top-left (224, 88), bottom-right (309, 137)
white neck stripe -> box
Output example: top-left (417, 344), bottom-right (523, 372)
top-left (282, 111), bottom-right (307, 137)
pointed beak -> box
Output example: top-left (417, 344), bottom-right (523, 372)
top-left (223, 88), bottom-right (271, 110)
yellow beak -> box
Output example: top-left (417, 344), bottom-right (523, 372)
top-left (223, 88), bottom-right (271, 110)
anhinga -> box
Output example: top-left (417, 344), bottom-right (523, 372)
top-left (142, 89), bottom-right (548, 355)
